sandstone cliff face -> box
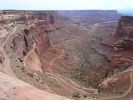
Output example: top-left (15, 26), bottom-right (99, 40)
top-left (115, 16), bottom-right (133, 37)
top-left (12, 21), bottom-right (50, 59)
top-left (9, 11), bottom-right (59, 59)
top-left (114, 16), bottom-right (133, 50)
top-left (0, 11), bottom-right (73, 100)
top-left (103, 16), bottom-right (133, 79)
top-left (27, 20), bottom-right (51, 56)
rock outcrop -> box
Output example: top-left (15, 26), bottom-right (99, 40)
top-left (100, 16), bottom-right (133, 76)
top-left (100, 16), bottom-right (133, 91)
top-left (0, 10), bottom-right (61, 73)
top-left (114, 16), bottom-right (133, 51)
top-left (0, 11), bottom-right (73, 100)
top-left (4, 11), bottom-right (61, 72)
top-left (0, 72), bottom-right (71, 100)
top-left (10, 12), bottom-right (56, 59)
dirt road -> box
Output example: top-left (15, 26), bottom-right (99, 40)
top-left (24, 45), bottom-right (98, 97)
top-left (99, 57), bottom-right (133, 100)
top-left (99, 72), bottom-right (133, 100)
top-left (48, 48), bottom-right (64, 73)
top-left (0, 27), bottom-right (17, 77)
top-left (46, 48), bottom-right (98, 95)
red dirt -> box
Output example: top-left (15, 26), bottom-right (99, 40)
top-left (8, 86), bottom-right (70, 100)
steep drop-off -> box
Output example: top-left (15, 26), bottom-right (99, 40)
top-left (98, 16), bottom-right (133, 99)
top-left (1, 10), bottom-right (133, 100)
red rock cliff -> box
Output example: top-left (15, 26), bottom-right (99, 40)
top-left (105, 16), bottom-right (133, 76)
top-left (10, 12), bottom-right (59, 59)
top-left (114, 16), bottom-right (133, 50)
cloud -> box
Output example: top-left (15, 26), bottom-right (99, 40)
top-left (0, 0), bottom-right (133, 10)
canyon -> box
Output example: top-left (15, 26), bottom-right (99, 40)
top-left (0, 10), bottom-right (133, 100)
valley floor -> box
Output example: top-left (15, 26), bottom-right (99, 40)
top-left (1, 12), bottom-right (133, 100)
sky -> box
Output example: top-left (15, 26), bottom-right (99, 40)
top-left (0, 0), bottom-right (133, 11)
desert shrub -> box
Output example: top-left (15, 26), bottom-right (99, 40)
top-left (72, 92), bottom-right (80, 98)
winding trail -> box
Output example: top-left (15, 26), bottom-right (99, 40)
top-left (100, 72), bottom-right (133, 100)
top-left (45, 48), bottom-right (98, 94)
top-left (24, 45), bottom-right (98, 96)
top-left (99, 57), bottom-right (133, 100)
top-left (48, 48), bottom-right (64, 73)
top-left (55, 73), bottom-right (98, 93)
top-left (87, 21), bottom-right (133, 99)
top-left (0, 26), bottom-right (16, 77)
top-left (22, 21), bottom-right (120, 98)
top-left (23, 43), bottom-right (56, 94)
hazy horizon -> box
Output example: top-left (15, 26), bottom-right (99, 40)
top-left (0, 0), bottom-right (133, 15)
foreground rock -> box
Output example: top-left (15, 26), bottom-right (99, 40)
top-left (0, 72), bottom-right (71, 100)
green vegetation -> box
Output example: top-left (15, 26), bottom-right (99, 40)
top-left (72, 39), bottom-right (109, 87)
top-left (109, 97), bottom-right (128, 100)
